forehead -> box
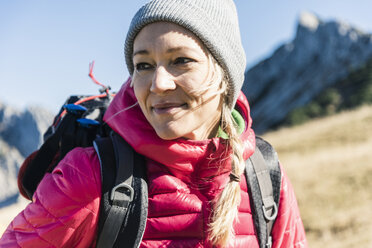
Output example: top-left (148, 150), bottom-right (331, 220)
top-left (133, 22), bottom-right (206, 54)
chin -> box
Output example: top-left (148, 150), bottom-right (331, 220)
top-left (155, 129), bottom-right (181, 140)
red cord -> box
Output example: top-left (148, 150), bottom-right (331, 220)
top-left (89, 61), bottom-right (109, 94)
top-left (53, 61), bottom-right (116, 127)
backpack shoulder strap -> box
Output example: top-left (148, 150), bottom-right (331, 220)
top-left (245, 136), bottom-right (281, 248)
top-left (94, 132), bottom-right (148, 248)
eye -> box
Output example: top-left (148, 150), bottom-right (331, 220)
top-left (174, 57), bottom-right (195, 65)
top-left (135, 63), bottom-right (153, 71)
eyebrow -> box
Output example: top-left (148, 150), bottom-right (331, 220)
top-left (133, 46), bottom-right (199, 57)
top-left (133, 50), bottom-right (149, 57)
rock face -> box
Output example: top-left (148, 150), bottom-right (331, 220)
top-left (243, 12), bottom-right (372, 134)
top-left (0, 102), bottom-right (52, 204)
top-left (0, 138), bottom-right (24, 206)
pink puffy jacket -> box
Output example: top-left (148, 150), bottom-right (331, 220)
top-left (0, 80), bottom-right (307, 247)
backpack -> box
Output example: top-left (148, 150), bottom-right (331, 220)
top-left (17, 64), bottom-right (281, 248)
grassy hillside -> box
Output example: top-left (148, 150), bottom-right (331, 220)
top-left (263, 104), bottom-right (372, 248)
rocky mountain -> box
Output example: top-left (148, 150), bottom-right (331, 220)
top-left (0, 102), bottom-right (52, 205)
top-left (243, 12), bottom-right (372, 134)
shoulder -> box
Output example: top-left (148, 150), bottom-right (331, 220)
top-left (35, 146), bottom-right (102, 212)
top-left (255, 136), bottom-right (279, 164)
top-left (53, 146), bottom-right (102, 182)
top-left (0, 147), bottom-right (103, 247)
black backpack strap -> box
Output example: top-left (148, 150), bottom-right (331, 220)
top-left (94, 132), bottom-right (148, 248)
top-left (245, 137), bottom-right (281, 248)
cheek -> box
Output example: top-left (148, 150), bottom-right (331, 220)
top-left (178, 75), bottom-right (206, 98)
top-left (132, 82), bottom-right (140, 99)
top-left (132, 78), bottom-right (149, 110)
top-left (179, 67), bottom-right (212, 94)
top-left (133, 74), bottom-right (146, 97)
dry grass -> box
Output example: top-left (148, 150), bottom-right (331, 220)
top-left (263, 104), bottom-right (372, 248)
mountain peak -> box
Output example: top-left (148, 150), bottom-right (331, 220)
top-left (298, 11), bottom-right (320, 31)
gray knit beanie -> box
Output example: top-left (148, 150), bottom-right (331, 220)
top-left (124, 0), bottom-right (246, 109)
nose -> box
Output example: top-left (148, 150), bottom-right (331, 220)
top-left (150, 66), bottom-right (176, 94)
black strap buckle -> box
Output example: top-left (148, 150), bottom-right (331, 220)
top-left (110, 182), bottom-right (134, 202)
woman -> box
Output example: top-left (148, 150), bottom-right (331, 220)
top-left (0, 0), bottom-right (307, 247)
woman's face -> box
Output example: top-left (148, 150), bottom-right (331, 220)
top-left (132, 22), bottom-right (223, 140)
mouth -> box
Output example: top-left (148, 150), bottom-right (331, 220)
top-left (151, 102), bottom-right (188, 114)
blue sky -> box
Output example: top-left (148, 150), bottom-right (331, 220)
top-left (1, 0), bottom-right (372, 112)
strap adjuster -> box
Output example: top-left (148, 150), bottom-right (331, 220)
top-left (110, 182), bottom-right (134, 202)
top-left (263, 203), bottom-right (278, 221)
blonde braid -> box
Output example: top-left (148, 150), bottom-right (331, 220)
top-left (208, 81), bottom-right (246, 247)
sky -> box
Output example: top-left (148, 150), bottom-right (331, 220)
top-left (1, 0), bottom-right (372, 112)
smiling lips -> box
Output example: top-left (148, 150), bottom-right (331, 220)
top-left (152, 102), bottom-right (188, 114)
